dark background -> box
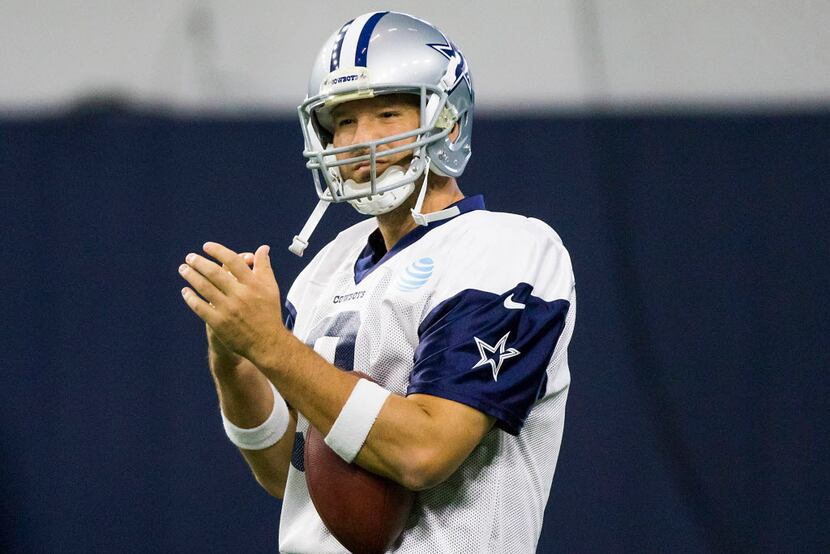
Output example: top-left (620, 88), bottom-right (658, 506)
top-left (2, 108), bottom-right (828, 552)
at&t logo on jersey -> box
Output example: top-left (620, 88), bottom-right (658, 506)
top-left (396, 257), bottom-right (434, 292)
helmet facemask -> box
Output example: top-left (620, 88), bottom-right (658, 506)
top-left (299, 84), bottom-right (455, 216)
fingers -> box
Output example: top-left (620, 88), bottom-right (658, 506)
top-left (220, 253), bottom-right (253, 286)
top-left (204, 242), bottom-right (252, 282)
top-left (179, 244), bottom-right (262, 323)
top-left (178, 263), bottom-right (224, 305)
top-left (180, 287), bottom-right (218, 327)
top-left (185, 253), bottom-right (237, 294)
top-left (253, 245), bottom-right (273, 276)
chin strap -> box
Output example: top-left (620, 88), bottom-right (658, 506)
top-left (411, 159), bottom-right (460, 226)
top-left (289, 199), bottom-right (330, 256)
top-left (291, 158), bottom-right (459, 256)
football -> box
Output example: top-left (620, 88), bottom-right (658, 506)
top-left (304, 373), bottom-right (415, 554)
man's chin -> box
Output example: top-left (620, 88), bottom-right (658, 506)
top-left (348, 170), bottom-right (372, 186)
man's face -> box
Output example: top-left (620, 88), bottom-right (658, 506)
top-left (330, 94), bottom-right (420, 184)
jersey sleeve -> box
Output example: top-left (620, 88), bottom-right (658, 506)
top-left (406, 216), bottom-right (575, 435)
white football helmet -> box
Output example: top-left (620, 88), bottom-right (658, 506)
top-left (289, 11), bottom-right (474, 256)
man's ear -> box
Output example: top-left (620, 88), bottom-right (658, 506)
top-left (449, 121), bottom-right (460, 143)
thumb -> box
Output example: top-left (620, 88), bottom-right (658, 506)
top-left (253, 244), bottom-right (272, 275)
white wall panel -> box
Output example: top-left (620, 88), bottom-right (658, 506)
top-left (592, 0), bottom-right (830, 106)
top-left (0, 0), bottom-right (828, 112)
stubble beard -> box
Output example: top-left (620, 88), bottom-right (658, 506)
top-left (341, 150), bottom-right (416, 185)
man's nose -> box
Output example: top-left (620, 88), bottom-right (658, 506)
top-left (350, 117), bottom-right (379, 146)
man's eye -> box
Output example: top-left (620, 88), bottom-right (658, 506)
top-left (379, 111), bottom-right (399, 118)
top-left (336, 118), bottom-right (355, 127)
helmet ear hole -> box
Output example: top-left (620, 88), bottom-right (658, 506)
top-left (449, 121), bottom-right (460, 144)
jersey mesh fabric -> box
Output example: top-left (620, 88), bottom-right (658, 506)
top-left (357, 268), bottom-right (422, 394)
top-left (279, 208), bottom-right (575, 553)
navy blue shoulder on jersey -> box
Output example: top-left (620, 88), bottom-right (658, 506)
top-left (407, 283), bottom-right (570, 435)
top-left (353, 195), bottom-right (486, 285)
top-left (284, 300), bottom-right (297, 331)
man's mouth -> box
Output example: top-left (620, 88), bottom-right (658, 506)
top-left (353, 160), bottom-right (388, 174)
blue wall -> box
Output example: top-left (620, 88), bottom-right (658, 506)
top-left (2, 109), bottom-right (828, 552)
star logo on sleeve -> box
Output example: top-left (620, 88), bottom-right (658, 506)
top-left (472, 332), bottom-right (521, 381)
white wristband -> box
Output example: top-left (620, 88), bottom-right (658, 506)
top-left (221, 380), bottom-right (290, 450)
top-left (324, 378), bottom-right (391, 463)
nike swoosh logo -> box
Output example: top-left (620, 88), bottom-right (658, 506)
top-left (503, 294), bottom-right (526, 310)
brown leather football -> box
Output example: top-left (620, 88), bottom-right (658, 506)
top-left (304, 374), bottom-right (415, 554)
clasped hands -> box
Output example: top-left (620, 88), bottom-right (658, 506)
top-left (178, 241), bottom-right (286, 367)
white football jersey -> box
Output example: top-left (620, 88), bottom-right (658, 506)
top-left (278, 196), bottom-right (576, 553)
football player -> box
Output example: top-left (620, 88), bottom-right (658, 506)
top-left (179, 11), bottom-right (576, 552)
